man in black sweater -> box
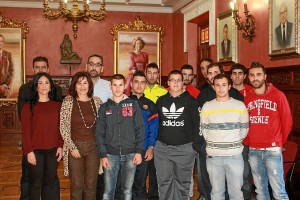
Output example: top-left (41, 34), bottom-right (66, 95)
top-left (155, 70), bottom-right (201, 200)
top-left (197, 62), bottom-right (243, 200)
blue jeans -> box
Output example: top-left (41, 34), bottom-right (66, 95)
top-left (206, 154), bottom-right (244, 200)
top-left (249, 148), bottom-right (289, 200)
top-left (103, 153), bottom-right (137, 200)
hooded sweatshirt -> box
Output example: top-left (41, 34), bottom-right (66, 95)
top-left (244, 83), bottom-right (292, 148)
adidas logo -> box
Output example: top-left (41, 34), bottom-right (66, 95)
top-left (162, 103), bottom-right (184, 119)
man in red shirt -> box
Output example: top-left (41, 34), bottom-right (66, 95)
top-left (181, 64), bottom-right (200, 99)
top-left (230, 63), bottom-right (253, 200)
top-left (245, 62), bottom-right (292, 200)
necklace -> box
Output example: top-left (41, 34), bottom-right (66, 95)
top-left (76, 99), bottom-right (97, 129)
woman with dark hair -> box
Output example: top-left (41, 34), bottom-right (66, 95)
top-left (21, 72), bottom-right (63, 200)
top-left (60, 71), bottom-right (102, 200)
top-left (125, 37), bottom-right (149, 95)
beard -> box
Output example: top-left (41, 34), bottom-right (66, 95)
top-left (251, 80), bottom-right (265, 89)
top-left (183, 79), bottom-right (191, 86)
top-left (89, 69), bottom-right (99, 78)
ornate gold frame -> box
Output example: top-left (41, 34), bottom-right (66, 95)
top-left (0, 12), bottom-right (29, 107)
top-left (269, 0), bottom-right (299, 58)
top-left (111, 16), bottom-right (164, 82)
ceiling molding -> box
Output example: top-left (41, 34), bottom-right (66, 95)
top-left (0, 0), bottom-right (194, 13)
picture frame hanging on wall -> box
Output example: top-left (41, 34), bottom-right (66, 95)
top-left (217, 10), bottom-right (238, 64)
top-left (111, 16), bottom-right (164, 92)
top-left (0, 13), bottom-right (29, 107)
top-left (269, 0), bottom-right (300, 58)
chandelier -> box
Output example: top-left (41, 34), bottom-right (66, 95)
top-left (43, 0), bottom-right (107, 38)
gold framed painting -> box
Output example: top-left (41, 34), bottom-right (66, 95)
top-left (217, 10), bottom-right (238, 63)
top-left (269, 0), bottom-right (299, 57)
top-left (111, 16), bottom-right (164, 92)
top-left (0, 13), bottom-right (29, 106)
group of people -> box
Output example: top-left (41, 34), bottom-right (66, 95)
top-left (18, 54), bottom-right (292, 200)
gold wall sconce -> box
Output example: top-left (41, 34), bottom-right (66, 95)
top-left (43, 0), bottom-right (107, 38)
top-left (230, 0), bottom-right (255, 42)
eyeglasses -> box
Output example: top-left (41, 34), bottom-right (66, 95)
top-left (33, 66), bottom-right (48, 70)
top-left (168, 79), bottom-right (183, 83)
top-left (88, 62), bottom-right (102, 67)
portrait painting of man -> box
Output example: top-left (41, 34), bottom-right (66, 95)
top-left (217, 12), bottom-right (234, 61)
top-left (0, 28), bottom-right (23, 99)
top-left (271, 0), bottom-right (295, 53)
top-left (221, 24), bottom-right (231, 58)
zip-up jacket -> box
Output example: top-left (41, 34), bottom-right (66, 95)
top-left (130, 94), bottom-right (159, 150)
top-left (96, 96), bottom-right (145, 158)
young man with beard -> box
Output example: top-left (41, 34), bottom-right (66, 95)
top-left (198, 58), bottom-right (214, 91)
top-left (129, 71), bottom-right (159, 200)
top-left (86, 54), bottom-right (112, 199)
top-left (230, 63), bottom-right (253, 200)
top-left (181, 64), bottom-right (200, 99)
top-left (201, 74), bottom-right (249, 200)
top-left (86, 54), bottom-right (112, 103)
top-left (18, 56), bottom-right (62, 200)
top-left (155, 70), bottom-right (200, 200)
top-left (230, 63), bottom-right (252, 98)
top-left (180, 64), bottom-right (201, 198)
top-left (245, 62), bottom-right (292, 200)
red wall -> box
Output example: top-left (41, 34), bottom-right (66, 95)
top-left (215, 0), bottom-right (300, 68)
top-left (172, 10), bottom-right (188, 69)
top-left (0, 7), bottom-right (173, 76)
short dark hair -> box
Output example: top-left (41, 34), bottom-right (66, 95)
top-left (207, 62), bottom-right (224, 74)
top-left (181, 64), bottom-right (193, 72)
top-left (32, 56), bottom-right (49, 69)
top-left (168, 70), bottom-right (183, 81)
top-left (87, 54), bottom-right (103, 64)
top-left (146, 63), bottom-right (159, 71)
top-left (249, 62), bottom-right (266, 74)
top-left (230, 63), bottom-right (247, 74)
top-left (111, 74), bottom-right (125, 83)
top-left (213, 73), bottom-right (230, 85)
top-left (69, 71), bottom-right (94, 98)
top-left (224, 24), bottom-right (228, 29)
top-left (200, 58), bottom-right (214, 65)
top-left (133, 70), bottom-right (146, 79)
top-left (30, 72), bottom-right (57, 109)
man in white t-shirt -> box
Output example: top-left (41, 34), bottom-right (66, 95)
top-left (86, 54), bottom-right (112, 200)
top-left (86, 54), bottom-right (112, 103)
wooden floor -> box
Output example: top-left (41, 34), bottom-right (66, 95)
top-left (0, 134), bottom-right (201, 200)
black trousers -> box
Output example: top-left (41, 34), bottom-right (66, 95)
top-left (20, 154), bottom-right (60, 200)
top-left (27, 148), bottom-right (60, 200)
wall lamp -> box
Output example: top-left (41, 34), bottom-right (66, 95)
top-left (230, 0), bottom-right (255, 42)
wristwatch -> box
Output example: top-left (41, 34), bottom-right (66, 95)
top-left (148, 146), bottom-right (154, 149)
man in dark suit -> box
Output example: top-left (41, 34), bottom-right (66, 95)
top-left (0, 34), bottom-right (14, 98)
top-left (221, 24), bottom-right (231, 58)
top-left (275, 3), bottom-right (293, 49)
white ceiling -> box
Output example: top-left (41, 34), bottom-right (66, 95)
top-left (0, 0), bottom-right (194, 13)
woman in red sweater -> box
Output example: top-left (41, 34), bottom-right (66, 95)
top-left (21, 72), bottom-right (63, 200)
